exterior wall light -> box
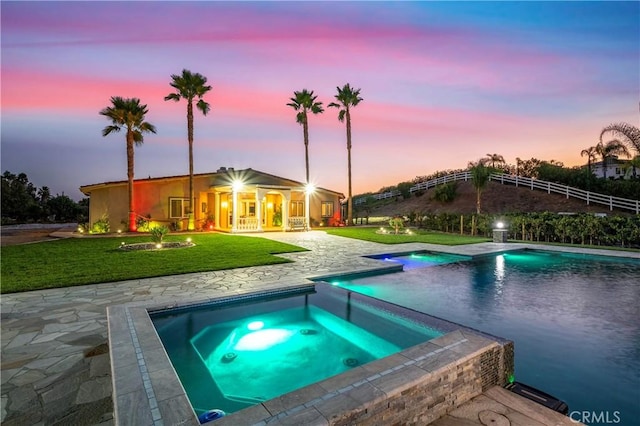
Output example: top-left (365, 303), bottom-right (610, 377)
top-left (232, 180), bottom-right (244, 192)
top-left (305, 183), bottom-right (316, 194)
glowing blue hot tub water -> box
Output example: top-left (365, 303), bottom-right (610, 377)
top-left (151, 284), bottom-right (445, 416)
top-left (328, 250), bottom-right (640, 425)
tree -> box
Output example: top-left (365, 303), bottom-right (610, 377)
top-left (622, 155), bottom-right (640, 179)
top-left (580, 146), bottom-right (598, 174)
top-left (287, 89), bottom-right (324, 184)
top-left (47, 194), bottom-right (81, 222)
top-left (100, 97), bottom-right (156, 232)
top-left (595, 139), bottom-right (630, 179)
top-left (484, 153), bottom-right (505, 168)
top-left (469, 160), bottom-right (491, 214)
top-left (165, 69), bottom-right (212, 230)
top-left (600, 122), bottom-right (640, 155)
top-left (1, 171), bottom-right (39, 222)
top-left (328, 83), bottom-right (363, 226)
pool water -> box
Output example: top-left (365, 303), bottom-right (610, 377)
top-left (370, 251), bottom-right (471, 270)
top-left (151, 285), bottom-right (444, 416)
top-left (333, 250), bottom-right (640, 425)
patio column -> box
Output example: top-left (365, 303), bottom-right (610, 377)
top-left (214, 192), bottom-right (220, 230)
top-left (231, 187), bottom-right (239, 233)
top-left (305, 190), bottom-right (310, 230)
top-left (255, 188), bottom-right (263, 232)
top-left (281, 192), bottom-right (290, 231)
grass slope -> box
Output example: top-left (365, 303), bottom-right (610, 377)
top-left (324, 227), bottom-right (490, 245)
top-left (1, 234), bottom-right (306, 293)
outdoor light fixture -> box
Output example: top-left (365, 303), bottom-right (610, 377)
top-left (496, 221), bottom-right (505, 229)
top-left (221, 201), bottom-right (228, 208)
top-left (186, 237), bottom-right (192, 243)
top-left (155, 243), bottom-right (162, 249)
top-left (267, 202), bottom-right (273, 209)
top-left (305, 183), bottom-right (316, 194)
top-left (117, 230), bottom-right (122, 234)
top-left (232, 179), bottom-right (244, 192)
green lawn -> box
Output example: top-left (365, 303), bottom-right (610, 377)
top-left (1, 234), bottom-right (306, 294)
top-left (324, 227), bottom-right (491, 245)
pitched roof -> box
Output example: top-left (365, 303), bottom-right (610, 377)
top-left (79, 168), bottom-right (344, 198)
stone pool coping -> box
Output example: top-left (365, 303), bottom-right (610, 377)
top-left (108, 281), bottom-right (513, 426)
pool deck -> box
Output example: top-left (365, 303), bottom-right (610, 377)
top-left (2, 230), bottom-right (635, 425)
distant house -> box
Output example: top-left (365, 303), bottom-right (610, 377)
top-left (79, 167), bottom-right (344, 233)
top-left (591, 156), bottom-right (638, 180)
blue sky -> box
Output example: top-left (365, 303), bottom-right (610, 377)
top-left (2, 1), bottom-right (638, 200)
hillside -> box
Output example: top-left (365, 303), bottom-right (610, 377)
top-left (364, 181), bottom-right (627, 217)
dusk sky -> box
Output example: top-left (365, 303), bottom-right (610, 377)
top-left (2, 1), bottom-right (638, 200)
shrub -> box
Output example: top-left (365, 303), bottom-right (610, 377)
top-left (136, 214), bottom-right (152, 232)
top-left (389, 216), bottom-right (404, 234)
top-left (90, 215), bottom-right (110, 234)
top-left (150, 225), bottom-right (170, 244)
top-left (433, 182), bottom-right (458, 202)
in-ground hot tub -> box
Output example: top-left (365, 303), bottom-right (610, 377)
top-left (150, 283), bottom-right (445, 416)
top-left (108, 282), bottom-right (513, 425)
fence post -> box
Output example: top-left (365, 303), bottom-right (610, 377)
top-left (586, 193), bottom-right (590, 205)
top-left (610, 196), bottom-right (613, 211)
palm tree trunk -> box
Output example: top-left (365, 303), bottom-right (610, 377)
top-left (187, 101), bottom-right (195, 230)
top-left (303, 119), bottom-right (310, 184)
top-left (476, 189), bottom-right (481, 214)
top-left (346, 109), bottom-right (353, 226)
top-left (126, 131), bottom-right (136, 232)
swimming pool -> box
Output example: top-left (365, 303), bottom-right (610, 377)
top-left (326, 249), bottom-right (640, 425)
top-left (150, 284), bottom-right (445, 416)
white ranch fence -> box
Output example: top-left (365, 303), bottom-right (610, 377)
top-left (354, 172), bottom-right (640, 214)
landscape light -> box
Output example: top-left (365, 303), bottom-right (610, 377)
top-left (186, 237), bottom-right (192, 243)
top-left (496, 221), bottom-right (504, 229)
top-left (155, 243), bottom-right (162, 249)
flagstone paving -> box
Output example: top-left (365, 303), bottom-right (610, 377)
top-left (1, 231), bottom-right (637, 425)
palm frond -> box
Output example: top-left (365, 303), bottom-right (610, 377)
top-left (600, 122), bottom-right (640, 154)
top-left (102, 125), bottom-right (121, 136)
top-left (196, 99), bottom-right (211, 115)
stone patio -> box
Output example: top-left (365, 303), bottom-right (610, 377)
top-left (2, 230), bottom-right (636, 425)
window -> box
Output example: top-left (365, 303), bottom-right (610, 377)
top-left (290, 201), bottom-right (304, 217)
top-left (321, 201), bottom-right (334, 218)
top-left (240, 201), bottom-right (256, 216)
top-left (169, 198), bottom-right (190, 218)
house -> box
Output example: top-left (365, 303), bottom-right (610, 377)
top-left (79, 167), bottom-right (344, 233)
top-left (591, 156), bottom-right (638, 180)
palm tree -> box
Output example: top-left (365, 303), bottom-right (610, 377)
top-left (580, 146), bottom-right (598, 174)
top-left (287, 89), bottom-right (324, 184)
top-left (100, 97), bottom-right (157, 232)
top-left (165, 69), bottom-right (212, 230)
top-left (622, 155), bottom-right (640, 179)
top-left (600, 122), bottom-right (640, 155)
top-left (328, 84), bottom-right (363, 226)
top-left (595, 139), bottom-right (630, 180)
top-left (469, 160), bottom-right (491, 214)
top-left (484, 153), bottom-right (505, 168)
